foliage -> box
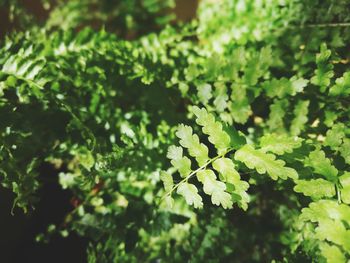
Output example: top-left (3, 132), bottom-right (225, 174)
top-left (1, 0), bottom-right (350, 262)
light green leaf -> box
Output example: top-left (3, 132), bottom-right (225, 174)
top-left (339, 138), bottom-right (350, 165)
top-left (294, 179), bottom-right (335, 199)
top-left (197, 169), bottom-right (233, 209)
top-left (315, 219), bottom-right (350, 251)
top-left (291, 76), bottom-right (309, 93)
top-left (260, 134), bottom-right (302, 155)
top-left (212, 157), bottom-right (249, 210)
top-left (324, 110), bottom-right (338, 127)
top-left (319, 243), bottom-right (346, 263)
top-left (305, 149), bottom-right (338, 182)
top-left (311, 43), bottom-right (334, 92)
top-left (192, 106), bottom-right (231, 154)
top-left (324, 123), bottom-right (345, 150)
top-left (340, 172), bottom-right (350, 204)
top-left (175, 124), bottom-right (209, 166)
top-left (160, 171), bottom-right (174, 193)
top-left (300, 200), bottom-right (350, 223)
top-left (230, 83), bottom-right (251, 124)
top-left (290, 100), bottom-right (309, 136)
top-left (212, 158), bottom-right (240, 184)
top-left (213, 82), bottom-right (228, 112)
top-left (166, 146), bottom-right (192, 177)
top-left (235, 144), bottom-right (298, 180)
top-left (267, 99), bottom-right (289, 133)
top-left (197, 83), bottom-right (212, 104)
top-left (329, 71), bottom-right (350, 97)
top-left (176, 183), bottom-right (203, 209)
top-left (263, 77), bottom-right (293, 98)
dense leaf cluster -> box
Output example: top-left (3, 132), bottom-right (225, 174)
top-left (1, 0), bottom-right (350, 262)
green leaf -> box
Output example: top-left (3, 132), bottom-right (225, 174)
top-left (176, 182), bottom-right (203, 209)
top-left (213, 82), bottom-right (228, 112)
top-left (315, 219), bottom-right (350, 251)
top-left (324, 110), bottom-right (338, 127)
top-left (212, 157), bottom-right (249, 210)
top-left (294, 179), bottom-right (335, 199)
top-left (340, 172), bottom-right (350, 204)
top-left (305, 149), bottom-right (338, 182)
top-left (339, 138), bottom-right (350, 165)
top-left (166, 146), bottom-right (192, 177)
top-left (319, 243), bottom-right (346, 263)
top-left (175, 124), bottom-right (209, 166)
top-left (311, 43), bottom-right (334, 92)
top-left (197, 83), bottom-right (212, 104)
top-left (263, 76), bottom-right (307, 98)
top-left (243, 46), bottom-right (272, 86)
top-left (290, 100), bottom-right (309, 136)
top-left (160, 171), bottom-right (174, 193)
top-left (324, 123), bottom-right (346, 150)
top-left (300, 200), bottom-right (350, 223)
top-left (234, 144), bottom-right (298, 180)
top-left (329, 71), bottom-right (350, 97)
top-left (260, 134), bottom-right (302, 155)
top-left (230, 83), bottom-right (251, 124)
top-left (197, 169), bottom-right (233, 209)
top-left (291, 76), bottom-right (309, 93)
top-left (267, 99), bottom-right (289, 133)
top-left (192, 106), bottom-right (231, 154)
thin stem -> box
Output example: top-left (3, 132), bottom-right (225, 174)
top-left (300, 22), bottom-right (350, 28)
top-left (336, 183), bottom-right (342, 204)
top-left (162, 148), bottom-right (234, 199)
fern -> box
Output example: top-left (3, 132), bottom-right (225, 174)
top-left (1, 0), bottom-right (350, 262)
top-left (161, 107), bottom-right (248, 210)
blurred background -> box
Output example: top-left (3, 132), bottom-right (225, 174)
top-left (0, 1), bottom-right (197, 262)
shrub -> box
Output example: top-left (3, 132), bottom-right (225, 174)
top-left (1, 0), bottom-right (350, 262)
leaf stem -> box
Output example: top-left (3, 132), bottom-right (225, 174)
top-left (163, 147), bottom-right (234, 199)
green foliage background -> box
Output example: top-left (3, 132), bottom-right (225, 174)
top-left (1, 0), bottom-right (350, 262)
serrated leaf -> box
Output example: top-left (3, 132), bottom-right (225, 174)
top-left (161, 195), bottom-right (174, 209)
top-left (319, 243), bottom-right (346, 263)
top-left (294, 179), bottom-right (335, 199)
top-left (263, 77), bottom-right (293, 98)
top-left (243, 46), bottom-right (272, 86)
top-left (166, 146), bottom-right (192, 177)
top-left (175, 124), bottom-right (209, 166)
top-left (213, 82), bottom-right (228, 112)
top-left (324, 110), bottom-right (338, 127)
top-left (324, 123), bottom-right (345, 150)
top-left (329, 71), bottom-right (350, 97)
top-left (235, 144), bottom-right (298, 180)
top-left (315, 219), bottom-right (350, 251)
top-left (212, 158), bottom-right (240, 184)
top-left (267, 99), bottom-right (289, 133)
top-left (260, 134), bottom-right (302, 155)
top-left (300, 200), bottom-right (350, 223)
top-left (305, 149), bottom-right (338, 182)
top-left (290, 100), bottom-right (309, 136)
top-left (339, 138), bottom-right (350, 165)
top-left (160, 171), bottom-right (174, 193)
top-left (192, 106), bottom-right (231, 154)
top-left (197, 83), bottom-right (212, 104)
top-left (340, 172), bottom-right (350, 204)
top-left (263, 76), bottom-right (307, 98)
top-left (230, 83), bottom-right (251, 124)
top-left (212, 157), bottom-right (249, 210)
top-left (291, 76), bottom-right (309, 93)
top-left (197, 169), bottom-right (233, 209)
top-left (176, 182), bottom-right (203, 209)
top-left (311, 43), bottom-right (334, 92)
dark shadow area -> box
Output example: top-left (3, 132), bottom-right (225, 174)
top-left (0, 163), bottom-right (88, 263)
